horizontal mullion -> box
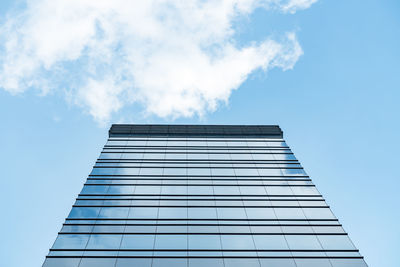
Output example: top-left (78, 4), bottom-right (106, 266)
top-left (101, 153), bottom-right (293, 155)
top-left (78, 194), bottom-right (322, 200)
top-left (83, 184), bottom-right (314, 187)
top-left (46, 256), bottom-right (364, 259)
top-left (92, 166), bottom-right (302, 169)
top-left (103, 145), bottom-right (290, 149)
top-left (63, 223), bottom-right (341, 227)
top-left (88, 175), bottom-right (309, 178)
top-left (50, 249), bottom-right (357, 252)
top-left (86, 178), bottom-right (311, 181)
top-left (58, 232), bottom-right (348, 235)
top-left (107, 140), bottom-right (285, 142)
top-left (97, 159), bottom-right (299, 162)
top-left (76, 198), bottom-right (321, 201)
top-left (72, 205), bottom-right (329, 208)
top-left (65, 218), bottom-right (338, 221)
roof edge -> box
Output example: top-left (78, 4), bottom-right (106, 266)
top-left (108, 124), bottom-right (283, 138)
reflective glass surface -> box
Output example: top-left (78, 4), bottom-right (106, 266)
top-left (44, 127), bottom-right (367, 266)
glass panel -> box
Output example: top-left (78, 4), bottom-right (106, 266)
top-left (259, 259), bottom-right (296, 267)
top-left (246, 208), bottom-right (276, 219)
top-left (189, 259), bottom-right (224, 267)
top-left (330, 259), bottom-right (368, 267)
top-left (188, 235), bottom-right (221, 249)
top-left (294, 259), bottom-right (332, 267)
top-left (129, 207), bottom-right (158, 218)
top-left (115, 259), bottom-right (152, 267)
top-left (86, 234), bottom-right (122, 249)
top-left (302, 208), bottom-right (335, 219)
top-left (240, 186), bottom-right (266, 195)
top-left (162, 186), bottom-right (187, 194)
top-left (68, 207), bottom-right (100, 218)
top-left (214, 186), bottom-right (240, 195)
top-left (42, 258), bottom-right (80, 267)
top-left (253, 235), bottom-right (288, 249)
top-left (274, 208), bottom-right (306, 219)
top-left (98, 207), bottom-right (129, 218)
top-left (159, 207), bottom-right (187, 219)
top-left (79, 258), bottom-right (117, 267)
top-left (265, 186), bottom-right (293, 195)
top-left (52, 234), bottom-right (89, 249)
top-left (221, 235), bottom-right (255, 249)
top-left (107, 186), bottom-right (135, 194)
top-left (154, 235), bottom-right (187, 249)
top-left (81, 185), bottom-right (109, 194)
top-left (135, 186), bottom-right (161, 194)
top-left (188, 186), bottom-right (213, 194)
top-left (285, 235), bottom-right (322, 249)
top-left (120, 235), bottom-right (155, 249)
top-left (291, 186), bottom-right (319, 195)
top-left (217, 208), bottom-right (247, 219)
top-left (224, 259), bottom-right (260, 267)
top-left (188, 208), bottom-right (217, 219)
top-left (152, 258), bottom-right (188, 267)
top-left (318, 235), bottom-right (356, 249)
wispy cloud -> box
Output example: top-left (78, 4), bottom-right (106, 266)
top-left (0, 0), bottom-right (317, 123)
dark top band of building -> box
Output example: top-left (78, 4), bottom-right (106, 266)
top-left (109, 124), bottom-right (283, 138)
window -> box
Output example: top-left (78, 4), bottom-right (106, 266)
top-left (43, 258), bottom-right (80, 267)
top-left (235, 168), bottom-right (259, 176)
top-left (128, 207), bottom-right (158, 218)
top-left (188, 235), bottom-right (221, 249)
top-left (291, 186), bottom-right (319, 195)
top-left (158, 207), bottom-right (187, 219)
top-left (68, 207), bottom-right (100, 218)
top-left (86, 234), bottom-right (122, 249)
top-left (90, 168), bottom-right (116, 175)
top-left (81, 185), bottom-right (109, 194)
top-left (115, 258), bottom-right (152, 267)
top-left (52, 234), bottom-right (89, 249)
top-left (188, 168), bottom-right (211, 175)
top-left (107, 186), bottom-right (135, 194)
top-left (152, 259), bottom-right (188, 267)
top-left (189, 259), bottom-right (224, 267)
top-left (155, 235), bottom-right (187, 249)
top-left (259, 259), bottom-right (296, 267)
top-left (285, 235), bottom-right (322, 249)
top-left (120, 235), bottom-right (155, 249)
top-left (246, 208), bottom-right (276, 219)
top-left (98, 207), bottom-right (129, 218)
top-left (318, 235), bottom-right (356, 250)
top-left (274, 208), bottom-right (306, 219)
top-left (217, 208), bottom-right (247, 219)
top-left (240, 186), bottom-right (266, 195)
top-left (294, 259), bottom-right (332, 267)
top-left (211, 168), bottom-right (235, 176)
top-left (161, 186), bottom-right (187, 194)
top-left (302, 208), bottom-right (335, 219)
top-left (188, 208), bottom-right (217, 219)
top-left (214, 186), bottom-right (240, 195)
top-left (134, 186), bottom-right (160, 194)
top-left (221, 235), bottom-right (255, 249)
top-left (79, 258), bottom-right (117, 267)
top-left (253, 235), bottom-right (288, 249)
top-left (188, 186), bottom-right (213, 194)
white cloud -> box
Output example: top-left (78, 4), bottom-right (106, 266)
top-left (280, 0), bottom-right (319, 13)
top-left (0, 0), bottom-right (316, 123)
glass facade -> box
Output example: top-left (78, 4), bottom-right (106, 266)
top-left (43, 125), bottom-right (367, 267)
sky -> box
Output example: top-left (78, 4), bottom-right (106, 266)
top-left (0, 0), bottom-right (399, 266)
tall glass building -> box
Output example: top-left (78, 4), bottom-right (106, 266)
top-left (43, 124), bottom-right (367, 267)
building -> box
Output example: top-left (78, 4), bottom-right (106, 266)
top-left (43, 124), bottom-right (367, 267)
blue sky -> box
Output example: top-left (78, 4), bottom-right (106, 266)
top-left (1, 1), bottom-right (399, 266)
